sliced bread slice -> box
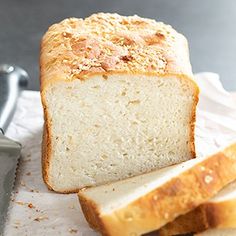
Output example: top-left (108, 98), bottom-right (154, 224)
top-left (78, 143), bottom-right (236, 236)
top-left (158, 181), bottom-right (236, 235)
top-left (40, 13), bottom-right (199, 193)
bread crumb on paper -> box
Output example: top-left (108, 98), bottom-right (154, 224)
top-left (69, 229), bottom-right (78, 234)
top-left (15, 201), bottom-right (25, 206)
top-left (34, 216), bottom-right (49, 222)
top-left (20, 181), bottom-right (26, 187)
top-left (28, 203), bottom-right (35, 209)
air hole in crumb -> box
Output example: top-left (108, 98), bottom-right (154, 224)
top-left (92, 85), bottom-right (101, 89)
top-left (156, 81), bottom-right (165, 87)
top-left (119, 80), bottom-right (126, 83)
top-left (123, 153), bottom-right (128, 157)
top-left (95, 162), bottom-right (102, 168)
top-left (164, 138), bottom-right (169, 143)
top-left (101, 155), bottom-right (108, 160)
top-left (121, 91), bottom-right (126, 96)
top-left (128, 100), bottom-right (140, 105)
top-left (66, 147), bottom-right (70, 151)
top-left (114, 139), bottom-right (122, 145)
top-left (168, 151), bottom-right (175, 155)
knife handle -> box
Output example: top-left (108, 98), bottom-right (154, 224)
top-left (0, 65), bottom-right (29, 133)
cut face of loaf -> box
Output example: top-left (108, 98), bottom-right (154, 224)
top-left (40, 13), bottom-right (199, 192)
top-left (43, 74), bottom-right (197, 192)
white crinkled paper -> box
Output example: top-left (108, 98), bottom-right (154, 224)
top-left (3, 73), bottom-right (236, 236)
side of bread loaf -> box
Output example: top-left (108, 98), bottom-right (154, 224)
top-left (40, 13), bottom-right (199, 193)
top-left (159, 181), bottom-right (236, 235)
top-left (78, 143), bottom-right (236, 236)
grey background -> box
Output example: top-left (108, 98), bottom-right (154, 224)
top-left (1, 0), bottom-right (236, 91)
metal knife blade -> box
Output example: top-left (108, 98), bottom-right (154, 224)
top-left (0, 133), bottom-right (21, 234)
top-left (0, 64), bottom-right (28, 235)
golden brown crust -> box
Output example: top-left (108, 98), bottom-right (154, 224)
top-left (158, 207), bottom-right (208, 235)
top-left (158, 146), bottom-right (236, 235)
top-left (78, 143), bottom-right (236, 236)
top-left (40, 13), bottom-right (199, 193)
top-left (79, 192), bottom-right (111, 236)
top-left (41, 98), bottom-right (53, 191)
top-left (189, 87), bottom-right (199, 158)
top-left (158, 195), bottom-right (236, 235)
top-left (40, 13), bottom-right (194, 87)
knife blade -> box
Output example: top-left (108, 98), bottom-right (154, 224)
top-left (0, 64), bottom-right (28, 235)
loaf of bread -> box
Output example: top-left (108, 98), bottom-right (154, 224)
top-left (78, 143), bottom-right (236, 236)
top-left (159, 180), bottom-right (236, 235)
top-left (40, 13), bottom-right (199, 193)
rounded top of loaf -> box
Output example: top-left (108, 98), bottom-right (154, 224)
top-left (40, 13), bottom-right (193, 85)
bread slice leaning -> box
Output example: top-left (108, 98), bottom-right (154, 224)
top-left (78, 143), bottom-right (236, 236)
top-left (158, 180), bottom-right (236, 235)
top-left (40, 13), bottom-right (199, 193)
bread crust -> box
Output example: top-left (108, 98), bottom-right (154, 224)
top-left (40, 13), bottom-right (194, 87)
top-left (40, 13), bottom-right (199, 193)
top-left (78, 143), bottom-right (236, 236)
top-left (159, 190), bottom-right (236, 235)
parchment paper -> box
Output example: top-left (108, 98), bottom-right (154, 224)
top-left (3, 73), bottom-right (236, 236)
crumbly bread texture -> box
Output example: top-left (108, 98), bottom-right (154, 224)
top-left (40, 13), bottom-right (199, 193)
top-left (78, 143), bottom-right (236, 236)
top-left (159, 181), bottom-right (236, 235)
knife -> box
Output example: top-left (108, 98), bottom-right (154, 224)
top-left (0, 64), bottom-right (28, 235)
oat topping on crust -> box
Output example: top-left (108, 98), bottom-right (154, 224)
top-left (41, 13), bottom-right (192, 81)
